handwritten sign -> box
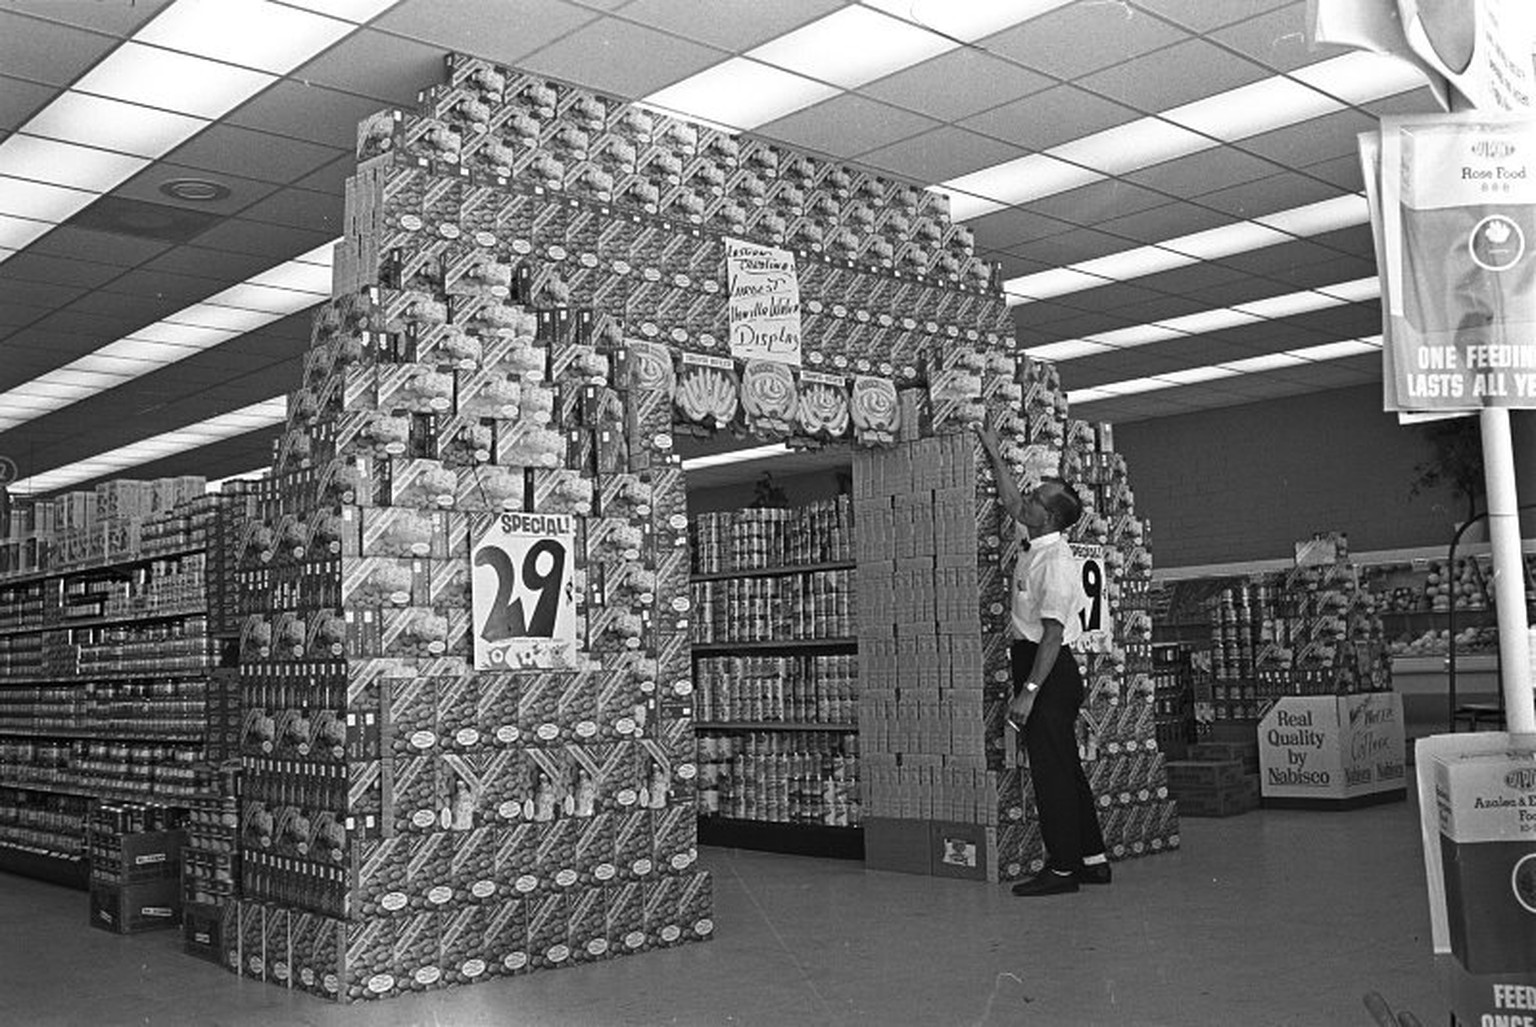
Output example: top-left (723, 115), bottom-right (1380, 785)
top-left (726, 238), bottom-right (802, 366)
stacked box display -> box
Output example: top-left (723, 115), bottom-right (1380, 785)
top-left (88, 802), bottom-right (187, 934)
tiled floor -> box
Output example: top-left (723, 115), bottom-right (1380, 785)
top-left (0, 796), bottom-right (1445, 1026)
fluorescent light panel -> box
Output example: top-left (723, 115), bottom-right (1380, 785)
top-left (680, 444), bottom-right (793, 472)
top-left (0, 240), bottom-right (337, 431)
top-left (1004, 194), bottom-right (1371, 304)
top-left (1066, 338), bottom-right (1383, 406)
top-left (944, 54), bottom-right (1425, 220)
top-left (643, 1), bottom-right (1071, 130)
top-left (0, 1), bottom-right (392, 269)
top-left (8, 397), bottom-right (286, 496)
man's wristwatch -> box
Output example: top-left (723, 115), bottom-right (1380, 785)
top-left (1023, 681), bottom-right (1040, 693)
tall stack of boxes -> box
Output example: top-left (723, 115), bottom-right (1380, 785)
top-left (857, 353), bottom-right (1177, 880)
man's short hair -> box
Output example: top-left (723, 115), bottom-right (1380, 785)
top-left (1037, 477), bottom-right (1084, 533)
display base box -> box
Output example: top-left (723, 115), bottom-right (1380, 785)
top-left (930, 821), bottom-right (998, 883)
top-left (90, 879), bottom-right (181, 934)
top-left (183, 901), bottom-right (233, 964)
top-left (1259, 788), bottom-right (1406, 811)
top-left (863, 817), bottom-right (932, 876)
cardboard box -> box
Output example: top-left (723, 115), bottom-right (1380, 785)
top-left (90, 878), bottom-right (181, 934)
top-left (1435, 748), bottom-right (1536, 974)
top-left (864, 817), bottom-right (933, 876)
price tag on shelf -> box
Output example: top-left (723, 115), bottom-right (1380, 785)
top-left (472, 513), bottom-right (578, 671)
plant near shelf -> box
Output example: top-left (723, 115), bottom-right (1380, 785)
top-left (1409, 415), bottom-right (1484, 528)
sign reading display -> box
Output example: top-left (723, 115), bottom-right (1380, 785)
top-left (471, 512), bottom-right (578, 671)
top-left (725, 237), bottom-right (802, 366)
top-left (1070, 543), bottom-right (1113, 654)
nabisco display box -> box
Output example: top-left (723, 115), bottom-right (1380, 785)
top-left (1433, 747), bottom-right (1536, 976)
top-left (1258, 693), bottom-right (1406, 806)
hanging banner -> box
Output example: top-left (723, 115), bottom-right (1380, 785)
top-left (1372, 113), bottom-right (1536, 411)
top-left (725, 237), bottom-right (802, 366)
top-left (471, 512), bottom-right (578, 670)
top-left (1396, 0), bottom-right (1536, 114)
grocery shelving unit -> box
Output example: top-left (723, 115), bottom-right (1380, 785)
top-left (690, 502), bottom-right (863, 860)
top-left (0, 494), bottom-right (239, 888)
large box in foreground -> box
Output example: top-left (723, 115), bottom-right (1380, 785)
top-left (1434, 747), bottom-right (1536, 976)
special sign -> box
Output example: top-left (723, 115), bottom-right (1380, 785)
top-left (471, 512), bottom-right (578, 671)
top-left (1070, 543), bottom-right (1113, 654)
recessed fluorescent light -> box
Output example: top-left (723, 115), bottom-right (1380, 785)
top-left (643, 1), bottom-right (1064, 130)
top-left (1005, 197), bottom-right (1372, 304)
top-left (0, 136), bottom-right (150, 192)
top-left (644, 58), bottom-right (839, 132)
top-left (72, 42), bottom-right (276, 120)
top-left (863, 0), bottom-right (1076, 43)
top-left (206, 468), bottom-right (270, 493)
top-left (944, 55), bottom-right (1425, 221)
top-left (681, 443), bottom-right (793, 472)
top-left (1066, 337), bottom-right (1385, 406)
top-left (136, 0), bottom-right (355, 75)
top-left (0, 176), bottom-right (98, 223)
top-left (750, 6), bottom-right (951, 89)
top-left (1023, 279), bottom-right (1381, 362)
top-left (7, 397), bottom-right (287, 496)
top-left (0, 213), bottom-right (54, 251)
top-left (0, 239), bottom-right (338, 430)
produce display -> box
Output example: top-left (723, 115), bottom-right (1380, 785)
top-left (1357, 555), bottom-right (1536, 657)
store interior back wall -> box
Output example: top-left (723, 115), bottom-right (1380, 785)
top-left (1111, 383), bottom-right (1511, 569)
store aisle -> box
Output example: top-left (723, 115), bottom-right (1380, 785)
top-left (0, 796), bottom-right (1441, 1027)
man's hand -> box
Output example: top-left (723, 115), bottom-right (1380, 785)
top-left (1007, 688), bottom-right (1036, 728)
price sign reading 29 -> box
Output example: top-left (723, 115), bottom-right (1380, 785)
top-left (1069, 543), bottom-right (1114, 654)
top-left (472, 512), bottom-right (578, 671)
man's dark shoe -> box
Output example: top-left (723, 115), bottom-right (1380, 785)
top-left (1011, 871), bottom-right (1079, 896)
top-left (1079, 863), bottom-right (1112, 885)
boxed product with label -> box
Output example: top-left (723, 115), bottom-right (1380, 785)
top-left (1435, 748), bottom-right (1536, 974)
top-left (527, 892), bottom-right (571, 970)
top-left (90, 878), bottom-right (182, 934)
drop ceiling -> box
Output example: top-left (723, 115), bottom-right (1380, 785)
top-left (0, 0), bottom-right (1444, 494)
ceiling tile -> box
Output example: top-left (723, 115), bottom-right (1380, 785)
top-left (1122, 146), bottom-right (1281, 200)
top-left (759, 95), bottom-right (940, 161)
top-left (63, 288), bottom-right (183, 325)
top-left (227, 79), bottom-right (399, 149)
top-left (25, 227), bottom-right (171, 269)
top-left (375, 0), bottom-right (600, 65)
top-left (1023, 179), bottom-right (1170, 227)
top-left (293, 155), bottom-right (357, 198)
top-left (1126, 0), bottom-right (1294, 33)
top-left (0, 297), bottom-right (49, 330)
top-left (612, 0), bottom-right (846, 53)
top-left (981, 3), bottom-right (1189, 81)
top-left (519, 16), bottom-right (725, 97)
top-left (1090, 200), bottom-right (1223, 245)
top-left (0, 11), bottom-right (124, 86)
top-left (0, 250), bottom-right (123, 290)
top-left (859, 126), bottom-right (1028, 187)
top-left (142, 246), bottom-right (281, 289)
top-left (113, 160), bottom-right (281, 218)
top-left (1363, 88), bottom-right (1444, 118)
top-left (967, 207), bottom-right (1076, 250)
top-left (1234, 108), bottom-right (1376, 166)
top-left (165, 125), bottom-right (348, 187)
top-left (93, 267), bottom-right (235, 313)
top-left (2, 0), bottom-right (173, 37)
top-left (1076, 39), bottom-right (1268, 114)
top-left (986, 251), bottom-right (1056, 283)
top-left (858, 48), bottom-right (1052, 123)
top-left (236, 188), bottom-right (345, 235)
top-left (289, 28), bottom-right (450, 105)
top-left (1192, 173), bottom-right (1343, 219)
top-left (959, 84), bottom-right (1135, 153)
top-left (1298, 153), bottom-right (1365, 191)
top-left (187, 219), bottom-right (337, 262)
top-left (1209, 2), bottom-right (1344, 72)
top-left (1004, 227), bottom-right (1136, 269)
top-left (0, 75), bottom-right (55, 133)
